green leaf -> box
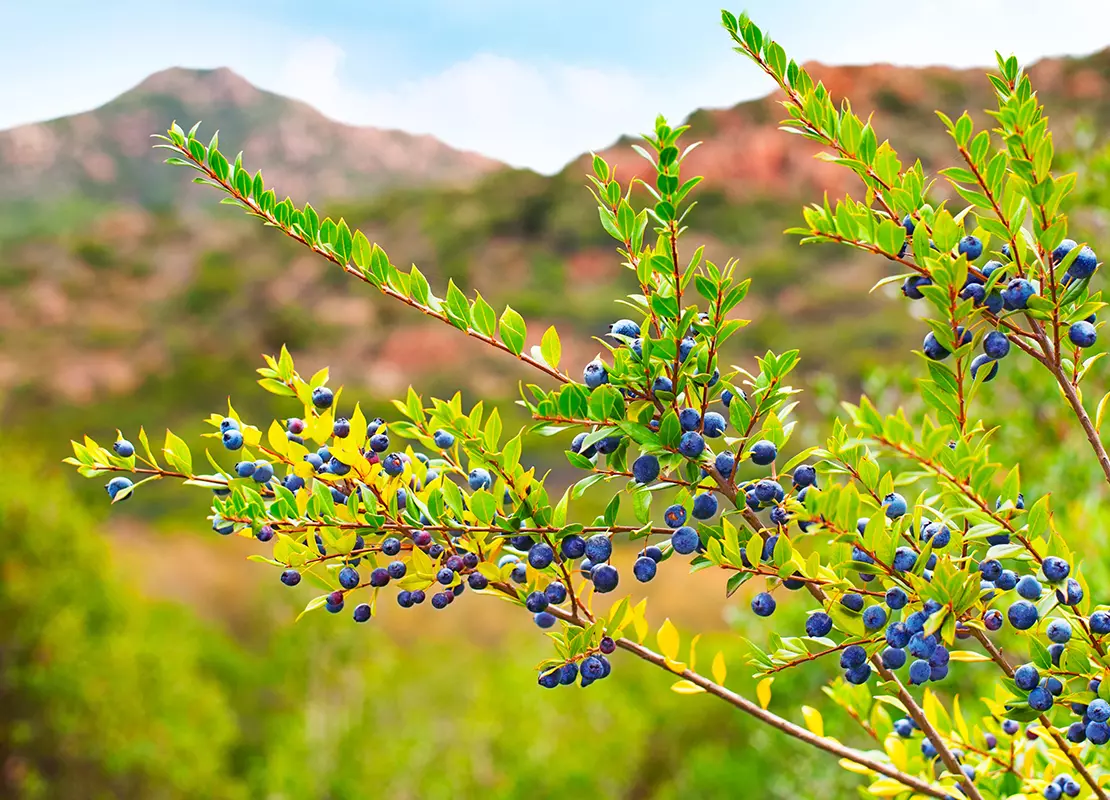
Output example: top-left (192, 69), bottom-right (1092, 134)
top-left (471, 293), bottom-right (496, 337)
top-left (409, 266), bottom-right (431, 306)
top-left (163, 430), bottom-right (193, 475)
top-left (258, 378), bottom-right (296, 397)
top-left (499, 307), bottom-right (527, 355)
top-left (444, 279), bottom-right (471, 330)
top-left (540, 326), bottom-right (561, 370)
top-left (469, 489), bottom-right (497, 525)
top-left (587, 385), bottom-right (625, 422)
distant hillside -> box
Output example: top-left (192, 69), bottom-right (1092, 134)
top-left (0, 67), bottom-right (501, 218)
top-left (3, 47), bottom-right (1110, 447)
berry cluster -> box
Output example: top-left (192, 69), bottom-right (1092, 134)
top-left (908, 231), bottom-right (1100, 383)
top-left (538, 636), bottom-right (617, 689)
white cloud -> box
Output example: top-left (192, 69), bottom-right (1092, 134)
top-left (275, 39), bottom-right (648, 172)
top-left (364, 55), bottom-right (656, 172)
top-left (278, 37), bottom-right (351, 115)
top-left (272, 36), bottom-right (755, 174)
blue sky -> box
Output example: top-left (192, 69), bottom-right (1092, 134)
top-left (3, 1), bottom-right (1110, 172)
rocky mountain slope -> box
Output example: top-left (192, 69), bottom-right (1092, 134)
top-left (0, 67), bottom-right (500, 221)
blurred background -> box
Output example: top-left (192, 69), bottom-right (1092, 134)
top-left (4, 2), bottom-right (1110, 797)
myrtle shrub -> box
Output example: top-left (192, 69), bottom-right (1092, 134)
top-left (66, 10), bottom-right (1110, 799)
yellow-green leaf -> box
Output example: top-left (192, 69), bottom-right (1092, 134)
top-left (671, 679), bottom-right (705, 695)
top-left (540, 325), bottom-right (561, 369)
top-left (757, 676), bottom-right (774, 709)
top-left (163, 429), bottom-right (192, 475)
top-left (1096, 391), bottom-right (1110, 433)
top-left (268, 420), bottom-right (288, 455)
top-left (632, 598), bottom-right (649, 643)
top-left (657, 618), bottom-right (680, 661)
top-left (839, 759), bottom-right (872, 776)
top-left (947, 650), bottom-right (991, 662)
top-left (801, 706), bottom-right (824, 737)
top-left (711, 651), bottom-right (727, 685)
top-left (867, 778), bottom-right (917, 796)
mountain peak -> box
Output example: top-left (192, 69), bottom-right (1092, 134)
top-left (128, 67), bottom-right (263, 107)
top-left (0, 66), bottom-right (503, 212)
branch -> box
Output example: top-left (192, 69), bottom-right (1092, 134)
top-left (969, 628), bottom-right (1109, 800)
top-left (1042, 351), bottom-right (1110, 486)
top-left (157, 129), bottom-right (570, 385)
top-left (535, 598), bottom-right (950, 798)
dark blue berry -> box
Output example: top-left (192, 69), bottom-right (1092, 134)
top-left (751, 592), bottom-right (776, 617)
top-left (923, 332), bottom-right (950, 361)
top-left (840, 644), bottom-right (867, 669)
top-left (883, 492), bottom-right (907, 518)
top-left (561, 535), bottom-right (586, 559)
top-left (882, 647), bottom-right (907, 670)
top-left (702, 412), bottom-right (726, 438)
top-left (591, 564), bottom-right (619, 593)
top-left (468, 468), bottom-right (491, 490)
top-left (892, 547), bottom-right (917, 572)
top-left (1028, 686), bottom-right (1054, 712)
top-left (1069, 245), bottom-right (1098, 279)
top-left (886, 622), bottom-right (911, 649)
top-left (632, 454), bottom-right (660, 484)
top-left (885, 587), bottom-right (908, 610)
top-left (1014, 664), bottom-right (1039, 691)
top-left (845, 664), bottom-right (872, 685)
top-left (664, 504), bottom-right (687, 528)
top-left (754, 480), bottom-right (781, 504)
top-left (1047, 619), bottom-right (1072, 643)
top-left (679, 407), bottom-right (701, 431)
top-left (671, 526), bottom-right (700, 555)
top-left (863, 605), bottom-right (888, 630)
top-left (984, 331), bottom-right (1010, 359)
top-left (841, 593), bottom-right (865, 613)
top-left (908, 659), bottom-right (931, 685)
top-left (958, 235), bottom-right (983, 261)
top-left (1016, 575), bottom-right (1042, 600)
top-left (525, 591), bottom-right (548, 613)
top-left (805, 612), bottom-right (833, 638)
top-left (1001, 277), bottom-right (1036, 310)
top-left (1008, 600), bottom-right (1038, 630)
top-left (528, 542), bottom-right (555, 569)
top-left (678, 431), bottom-right (706, 458)
top-left (750, 439), bottom-right (777, 465)
top-left (585, 534), bottom-right (612, 563)
top-left (633, 556), bottom-right (657, 583)
top-left (691, 492), bottom-right (718, 520)
top-left (583, 359), bottom-right (608, 389)
top-left (1042, 556), bottom-right (1070, 582)
top-left (714, 451), bottom-right (736, 479)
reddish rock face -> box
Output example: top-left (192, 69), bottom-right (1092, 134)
top-left (566, 49), bottom-right (1110, 203)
